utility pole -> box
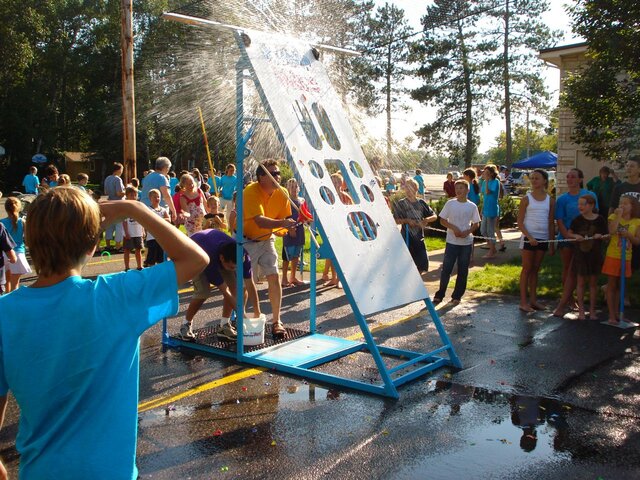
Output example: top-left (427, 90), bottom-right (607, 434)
top-left (121, 0), bottom-right (136, 183)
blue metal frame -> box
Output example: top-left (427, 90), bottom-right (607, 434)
top-left (163, 31), bottom-right (461, 398)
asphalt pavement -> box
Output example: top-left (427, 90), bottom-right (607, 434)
top-left (0, 224), bottom-right (638, 479)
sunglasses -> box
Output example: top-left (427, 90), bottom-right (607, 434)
top-left (263, 170), bottom-right (280, 176)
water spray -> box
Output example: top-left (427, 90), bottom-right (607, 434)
top-left (197, 106), bottom-right (218, 193)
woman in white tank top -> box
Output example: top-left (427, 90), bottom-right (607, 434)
top-left (517, 169), bottom-right (556, 312)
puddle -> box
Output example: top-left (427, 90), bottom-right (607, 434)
top-left (392, 381), bottom-right (601, 479)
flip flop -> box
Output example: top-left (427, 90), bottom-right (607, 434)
top-left (272, 322), bottom-right (286, 339)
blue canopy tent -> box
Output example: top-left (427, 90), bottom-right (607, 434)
top-left (512, 151), bottom-right (557, 169)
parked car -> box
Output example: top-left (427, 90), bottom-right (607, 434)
top-left (505, 170), bottom-right (529, 195)
top-left (450, 171), bottom-right (462, 180)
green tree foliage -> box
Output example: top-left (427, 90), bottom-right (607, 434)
top-left (349, 3), bottom-right (411, 163)
top-left (410, 0), bottom-right (497, 167)
top-left (483, 123), bottom-right (557, 164)
top-left (483, 0), bottom-right (560, 165)
top-left (562, 0), bottom-right (640, 161)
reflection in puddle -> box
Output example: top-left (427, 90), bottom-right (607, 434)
top-left (279, 383), bottom-right (341, 403)
top-left (139, 404), bottom-right (197, 427)
top-left (394, 381), bottom-right (576, 479)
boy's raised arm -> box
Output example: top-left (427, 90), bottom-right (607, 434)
top-left (100, 201), bottom-right (208, 285)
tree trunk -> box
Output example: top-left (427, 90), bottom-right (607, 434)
top-left (386, 43), bottom-right (392, 165)
top-left (458, 20), bottom-right (474, 167)
top-left (503, 1), bottom-right (512, 166)
top-left (121, 0), bottom-right (136, 182)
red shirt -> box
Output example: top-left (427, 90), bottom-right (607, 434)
top-left (443, 180), bottom-right (456, 198)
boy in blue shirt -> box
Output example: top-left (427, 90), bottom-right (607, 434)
top-left (21, 166), bottom-right (40, 194)
top-left (0, 188), bottom-right (207, 479)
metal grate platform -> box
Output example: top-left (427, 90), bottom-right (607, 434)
top-left (170, 323), bottom-right (311, 353)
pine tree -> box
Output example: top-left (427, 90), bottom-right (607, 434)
top-left (484, 0), bottom-right (560, 165)
top-left (410, 0), bottom-right (496, 167)
top-left (351, 2), bottom-right (412, 164)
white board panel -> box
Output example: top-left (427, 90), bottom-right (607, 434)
top-left (242, 31), bottom-right (428, 315)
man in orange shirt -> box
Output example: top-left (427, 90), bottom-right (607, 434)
top-left (243, 159), bottom-right (296, 338)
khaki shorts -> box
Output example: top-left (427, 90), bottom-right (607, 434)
top-left (192, 268), bottom-right (236, 300)
top-left (243, 237), bottom-right (278, 278)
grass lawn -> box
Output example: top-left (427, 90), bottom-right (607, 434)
top-left (425, 236), bottom-right (447, 252)
top-left (466, 254), bottom-right (640, 304)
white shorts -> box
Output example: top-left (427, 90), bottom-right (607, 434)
top-left (243, 237), bottom-right (279, 278)
top-left (3, 252), bottom-right (32, 275)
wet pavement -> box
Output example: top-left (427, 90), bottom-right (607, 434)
top-left (0, 242), bottom-right (639, 479)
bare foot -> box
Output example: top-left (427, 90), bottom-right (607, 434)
top-left (327, 278), bottom-right (340, 287)
top-left (519, 305), bottom-right (535, 313)
top-left (577, 313), bottom-right (586, 320)
top-left (319, 275), bottom-right (330, 283)
top-left (608, 319), bottom-right (620, 326)
top-left (530, 303), bottom-right (544, 311)
top-left (281, 281), bottom-right (291, 288)
top-left (290, 278), bottom-right (307, 286)
top-left (482, 254), bottom-right (496, 259)
top-left (552, 308), bottom-right (565, 318)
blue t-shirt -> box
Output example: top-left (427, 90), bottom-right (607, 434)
top-left (482, 178), bottom-right (500, 217)
top-left (413, 175), bottom-right (425, 194)
top-left (22, 174), bottom-right (40, 194)
top-left (0, 218), bottom-right (25, 254)
top-left (190, 229), bottom-right (252, 286)
top-left (141, 171), bottom-right (170, 208)
top-left (218, 174), bottom-right (237, 200)
top-left (169, 176), bottom-right (179, 193)
top-left (0, 261), bottom-right (178, 479)
top-left (104, 174), bottom-right (124, 201)
top-left (207, 176), bottom-right (221, 193)
top-left (555, 189), bottom-right (599, 240)
top-left (467, 183), bottom-right (480, 205)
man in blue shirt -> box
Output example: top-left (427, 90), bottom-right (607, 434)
top-left (140, 156), bottom-right (177, 223)
top-left (21, 166), bottom-right (40, 194)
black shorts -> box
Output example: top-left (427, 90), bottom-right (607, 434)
top-left (521, 238), bottom-right (549, 252)
top-left (633, 245), bottom-right (640, 271)
top-left (145, 239), bottom-right (165, 265)
top-left (124, 236), bottom-right (143, 251)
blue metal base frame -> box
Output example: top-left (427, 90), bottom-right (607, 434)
top-left (163, 298), bottom-right (461, 400)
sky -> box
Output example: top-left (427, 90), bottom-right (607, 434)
top-left (368, 1), bottom-right (583, 154)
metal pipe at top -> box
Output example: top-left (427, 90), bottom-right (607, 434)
top-left (161, 12), bottom-right (361, 57)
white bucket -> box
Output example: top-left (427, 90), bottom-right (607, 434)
top-left (243, 313), bottom-right (266, 346)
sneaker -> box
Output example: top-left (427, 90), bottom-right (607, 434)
top-left (450, 299), bottom-right (461, 306)
top-left (217, 323), bottom-right (238, 341)
top-left (432, 297), bottom-right (443, 305)
top-left (179, 324), bottom-right (196, 341)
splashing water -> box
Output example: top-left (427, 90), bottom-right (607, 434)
top-left (134, 0), bottom-right (416, 175)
